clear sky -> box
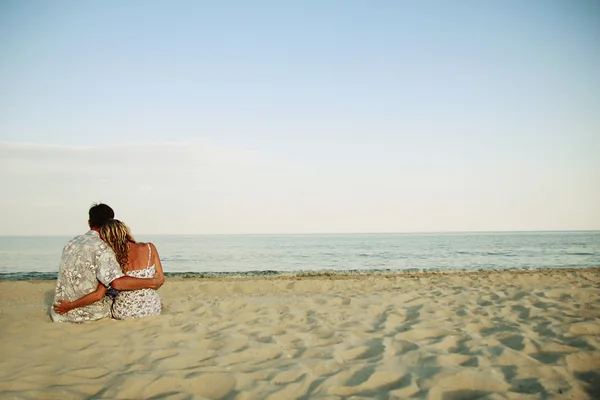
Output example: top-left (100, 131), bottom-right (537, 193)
top-left (1, 1), bottom-right (599, 235)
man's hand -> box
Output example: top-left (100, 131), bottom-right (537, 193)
top-left (151, 274), bottom-right (165, 290)
top-left (53, 300), bottom-right (74, 315)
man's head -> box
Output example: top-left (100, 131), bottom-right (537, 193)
top-left (88, 203), bottom-right (115, 229)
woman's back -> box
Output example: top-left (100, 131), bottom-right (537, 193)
top-left (112, 242), bottom-right (162, 319)
top-left (127, 242), bottom-right (155, 271)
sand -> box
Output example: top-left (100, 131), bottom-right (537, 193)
top-left (0, 268), bottom-right (599, 400)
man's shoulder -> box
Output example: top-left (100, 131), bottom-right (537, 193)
top-left (68, 232), bottom-right (87, 243)
top-left (63, 233), bottom-right (84, 251)
top-left (64, 231), bottom-right (105, 252)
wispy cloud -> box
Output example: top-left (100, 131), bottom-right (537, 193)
top-left (0, 140), bottom-right (257, 175)
top-left (1, 140), bottom-right (598, 235)
top-left (0, 141), bottom-right (265, 234)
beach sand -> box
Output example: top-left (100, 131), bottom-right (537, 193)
top-left (1, 269), bottom-right (599, 399)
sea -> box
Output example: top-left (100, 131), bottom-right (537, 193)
top-left (0, 231), bottom-right (598, 281)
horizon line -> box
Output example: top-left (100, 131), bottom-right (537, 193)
top-left (1, 229), bottom-right (599, 237)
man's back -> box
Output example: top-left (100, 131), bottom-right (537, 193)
top-left (51, 230), bottom-right (123, 322)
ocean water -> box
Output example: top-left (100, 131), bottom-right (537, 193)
top-left (0, 231), bottom-right (598, 280)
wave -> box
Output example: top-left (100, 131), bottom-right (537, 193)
top-left (1, 265), bottom-right (596, 281)
top-left (0, 272), bottom-right (59, 281)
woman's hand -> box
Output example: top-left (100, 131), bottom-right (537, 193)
top-left (53, 300), bottom-right (74, 314)
top-left (151, 274), bottom-right (165, 290)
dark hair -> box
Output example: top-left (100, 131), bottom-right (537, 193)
top-left (89, 203), bottom-right (115, 228)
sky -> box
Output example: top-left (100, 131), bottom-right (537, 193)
top-left (1, 1), bottom-right (599, 235)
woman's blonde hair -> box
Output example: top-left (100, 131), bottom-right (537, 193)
top-left (100, 219), bottom-right (136, 273)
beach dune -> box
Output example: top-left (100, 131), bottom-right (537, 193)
top-left (1, 268), bottom-right (599, 399)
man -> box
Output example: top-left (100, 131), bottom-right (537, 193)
top-left (50, 203), bottom-right (163, 322)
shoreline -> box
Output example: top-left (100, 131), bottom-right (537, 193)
top-left (2, 266), bottom-right (599, 283)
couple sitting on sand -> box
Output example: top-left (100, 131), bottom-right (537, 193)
top-left (51, 203), bottom-right (165, 323)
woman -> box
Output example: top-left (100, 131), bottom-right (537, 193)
top-left (53, 219), bottom-right (165, 319)
top-left (101, 219), bottom-right (164, 319)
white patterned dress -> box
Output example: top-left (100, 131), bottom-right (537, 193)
top-left (112, 244), bottom-right (162, 320)
top-left (51, 230), bottom-right (124, 323)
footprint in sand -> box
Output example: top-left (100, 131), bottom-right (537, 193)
top-left (338, 340), bottom-right (385, 361)
top-left (143, 374), bottom-right (236, 399)
top-left (327, 369), bottom-right (408, 397)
